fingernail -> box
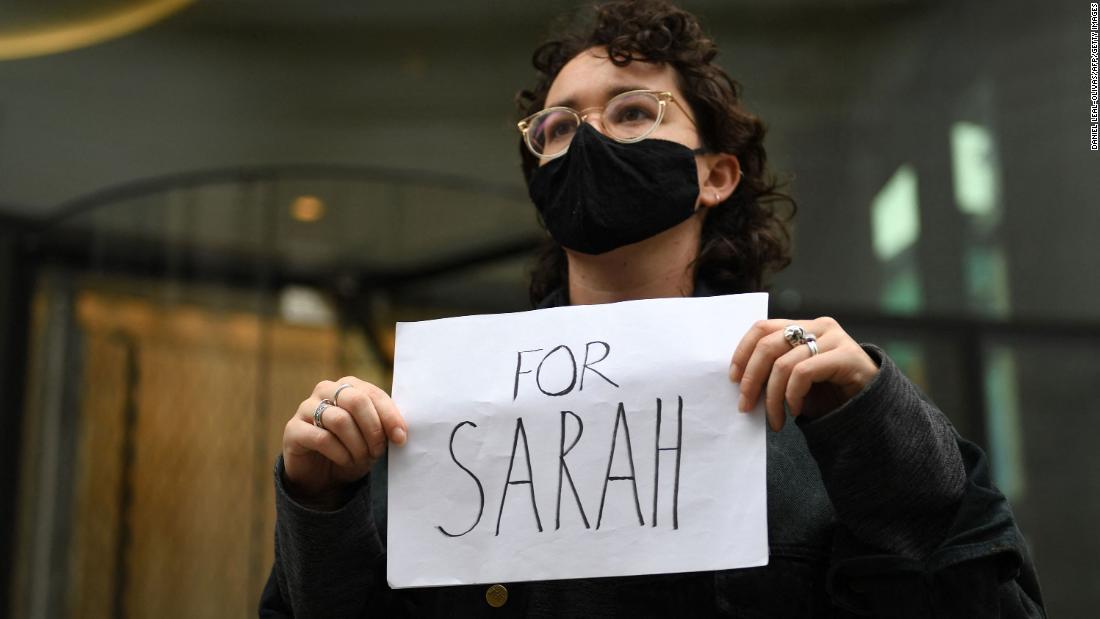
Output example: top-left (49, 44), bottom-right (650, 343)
top-left (393, 427), bottom-right (407, 444)
top-left (730, 363), bottom-right (740, 382)
top-left (738, 394), bottom-right (747, 412)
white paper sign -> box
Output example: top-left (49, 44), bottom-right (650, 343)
top-left (387, 293), bottom-right (769, 588)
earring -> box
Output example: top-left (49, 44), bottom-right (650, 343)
top-left (714, 191), bottom-right (721, 204)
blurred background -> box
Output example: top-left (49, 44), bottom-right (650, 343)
top-left (0, 0), bottom-right (1095, 616)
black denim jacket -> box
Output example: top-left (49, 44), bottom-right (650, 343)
top-left (260, 285), bottom-right (1045, 618)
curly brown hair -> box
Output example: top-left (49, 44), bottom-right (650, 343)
top-left (516, 0), bottom-right (796, 306)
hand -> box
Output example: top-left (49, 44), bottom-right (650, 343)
top-left (728, 317), bottom-right (880, 431)
top-left (282, 376), bottom-right (408, 507)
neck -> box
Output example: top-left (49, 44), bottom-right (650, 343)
top-left (565, 220), bottom-right (701, 306)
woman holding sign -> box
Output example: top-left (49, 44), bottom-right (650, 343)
top-left (261, 1), bottom-right (1044, 616)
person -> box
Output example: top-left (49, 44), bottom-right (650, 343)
top-left (259, 1), bottom-right (1045, 616)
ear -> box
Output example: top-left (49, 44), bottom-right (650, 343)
top-left (696, 153), bottom-right (742, 209)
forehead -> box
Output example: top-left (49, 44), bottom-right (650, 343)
top-left (545, 47), bottom-right (682, 109)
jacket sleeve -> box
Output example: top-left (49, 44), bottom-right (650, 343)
top-left (257, 455), bottom-right (386, 618)
top-left (796, 344), bottom-right (1045, 618)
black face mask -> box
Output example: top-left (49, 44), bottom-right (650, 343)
top-left (527, 122), bottom-right (703, 255)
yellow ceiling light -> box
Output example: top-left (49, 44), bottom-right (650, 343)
top-left (0, 0), bottom-right (194, 61)
top-left (290, 195), bottom-right (326, 223)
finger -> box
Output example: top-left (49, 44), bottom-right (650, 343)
top-left (297, 397), bottom-right (370, 462)
top-left (785, 348), bottom-right (848, 416)
top-left (312, 379), bottom-right (337, 399)
top-left (736, 316), bottom-right (840, 407)
top-left (738, 323), bottom-right (810, 413)
top-left (332, 385), bottom-right (388, 459)
top-left (730, 319), bottom-right (788, 382)
top-left (764, 344), bottom-right (813, 431)
top-left (341, 377), bottom-right (408, 446)
top-left (331, 382), bottom-right (356, 408)
top-left (286, 417), bottom-right (355, 468)
top-left (317, 403), bottom-right (371, 464)
top-left (296, 396), bottom-right (321, 424)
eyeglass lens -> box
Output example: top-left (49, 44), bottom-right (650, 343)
top-left (527, 92), bottom-right (663, 157)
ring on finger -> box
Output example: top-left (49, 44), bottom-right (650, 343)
top-left (783, 324), bottom-right (806, 348)
top-left (314, 398), bottom-right (335, 429)
top-left (804, 333), bottom-right (819, 356)
top-left (332, 383), bottom-right (354, 407)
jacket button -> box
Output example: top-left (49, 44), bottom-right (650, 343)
top-left (485, 583), bottom-right (508, 608)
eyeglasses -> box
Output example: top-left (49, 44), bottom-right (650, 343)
top-left (517, 89), bottom-right (698, 160)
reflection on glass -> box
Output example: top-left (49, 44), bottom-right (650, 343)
top-left (872, 164), bottom-right (923, 315)
top-left (880, 262), bottom-right (923, 316)
top-left (950, 121), bottom-right (1001, 221)
top-left (984, 345), bottom-right (1024, 501)
top-left (871, 164), bottom-right (921, 262)
top-left (951, 119), bottom-right (1011, 318)
top-left (965, 244), bottom-right (1011, 318)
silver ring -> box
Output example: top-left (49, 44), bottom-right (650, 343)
top-left (804, 333), bottom-right (819, 356)
top-left (314, 398), bottom-right (335, 429)
top-left (332, 383), bottom-right (354, 407)
top-left (783, 325), bottom-right (806, 348)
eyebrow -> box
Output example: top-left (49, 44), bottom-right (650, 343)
top-left (547, 83), bottom-right (653, 110)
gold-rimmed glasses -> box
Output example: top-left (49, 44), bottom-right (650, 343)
top-left (517, 89), bottom-right (698, 160)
